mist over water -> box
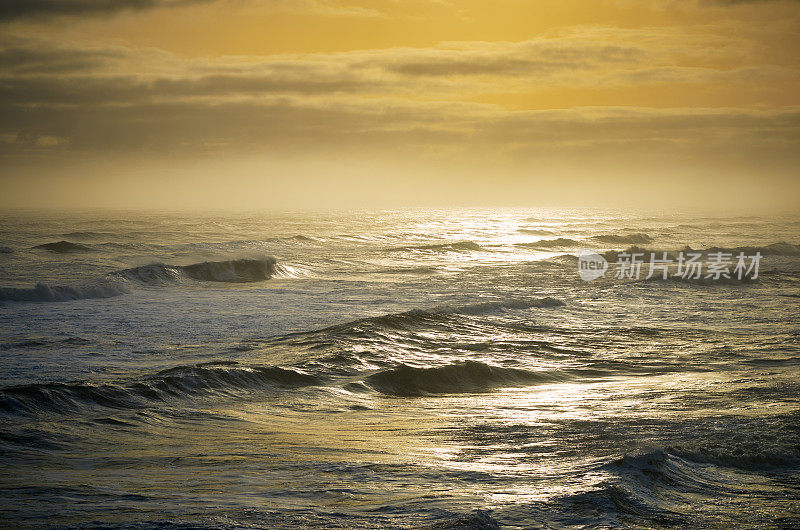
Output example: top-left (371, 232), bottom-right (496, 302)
top-left (1, 208), bottom-right (799, 528)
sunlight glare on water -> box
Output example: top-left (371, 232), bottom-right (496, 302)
top-left (0, 208), bottom-right (798, 527)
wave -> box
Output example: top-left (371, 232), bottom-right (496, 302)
top-left (0, 336), bottom-right (91, 350)
top-left (601, 246), bottom-right (652, 262)
top-left (604, 242), bottom-right (800, 262)
top-left (546, 254), bottom-right (579, 264)
top-left (549, 439), bottom-right (800, 527)
top-left (315, 298), bottom-right (565, 334)
top-left (363, 360), bottom-right (564, 396)
top-left (0, 362), bottom-right (322, 416)
top-left (114, 257), bottom-right (277, 285)
top-left (606, 414), bottom-right (800, 481)
top-left (592, 233), bottom-right (653, 245)
top-left (285, 234), bottom-right (320, 242)
top-left (0, 282), bottom-right (129, 303)
top-left (32, 240), bottom-right (93, 253)
top-left (430, 511), bottom-right (501, 529)
top-left (260, 234), bottom-right (323, 244)
top-left (516, 238), bottom-right (580, 249)
top-left (445, 298), bottom-right (565, 315)
top-left (2, 257), bottom-right (279, 303)
top-left (703, 242), bottom-right (800, 256)
top-left (517, 228), bottom-right (554, 235)
top-left (389, 241), bottom-right (484, 252)
top-left (606, 444), bottom-right (799, 484)
top-left (272, 263), bottom-right (311, 279)
top-left (647, 273), bottom-right (758, 286)
top-left (380, 265), bottom-right (440, 275)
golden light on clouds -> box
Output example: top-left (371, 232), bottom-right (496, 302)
top-left (0, 0), bottom-right (798, 209)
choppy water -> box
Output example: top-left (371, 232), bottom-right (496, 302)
top-left (1, 208), bottom-right (799, 528)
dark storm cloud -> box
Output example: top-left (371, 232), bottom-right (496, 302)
top-left (0, 0), bottom-right (213, 21)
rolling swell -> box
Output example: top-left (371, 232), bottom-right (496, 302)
top-left (603, 242), bottom-right (800, 261)
top-left (32, 240), bottom-right (93, 253)
top-left (516, 238), bottom-right (580, 249)
top-left (363, 361), bottom-right (564, 396)
top-left (704, 241), bottom-right (800, 256)
top-left (312, 298), bottom-right (565, 334)
top-left (543, 439), bottom-right (800, 528)
top-left (604, 445), bottom-right (798, 479)
top-left (0, 362), bottom-right (322, 416)
top-left (0, 282), bottom-right (128, 303)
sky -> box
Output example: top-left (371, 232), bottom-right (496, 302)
top-left (0, 0), bottom-right (798, 210)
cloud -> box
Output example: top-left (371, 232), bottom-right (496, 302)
top-left (0, 0), bottom-right (215, 21)
top-left (0, 0), bottom-right (382, 21)
top-left (3, 90), bottom-right (798, 159)
top-left (0, 31), bottom-right (796, 168)
top-left (0, 27), bottom-right (782, 107)
top-left (706, 0), bottom-right (800, 4)
top-left (643, 0), bottom-right (800, 7)
top-left (5, 0), bottom-right (796, 22)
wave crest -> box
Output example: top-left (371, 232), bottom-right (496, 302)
top-left (592, 233), bottom-right (653, 245)
top-left (0, 362), bottom-right (321, 416)
top-left (2, 257), bottom-right (279, 303)
top-left (516, 238), bottom-right (580, 249)
top-left (32, 240), bottom-right (93, 253)
top-left (364, 361), bottom-right (561, 396)
top-left (115, 257), bottom-right (277, 285)
top-left (316, 298), bottom-right (565, 334)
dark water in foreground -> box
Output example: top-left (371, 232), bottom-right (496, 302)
top-left (1, 209), bottom-right (799, 528)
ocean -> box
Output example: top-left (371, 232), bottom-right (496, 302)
top-left (0, 208), bottom-right (798, 528)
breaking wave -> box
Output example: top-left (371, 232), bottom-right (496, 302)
top-left (1, 257), bottom-right (279, 303)
top-left (542, 433), bottom-right (800, 528)
top-left (114, 257), bottom-right (277, 285)
top-left (604, 446), bottom-right (793, 480)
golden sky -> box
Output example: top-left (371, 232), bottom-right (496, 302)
top-left (1, 0), bottom-right (799, 209)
